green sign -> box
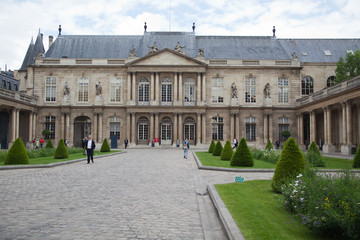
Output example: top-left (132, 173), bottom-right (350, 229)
top-left (235, 176), bottom-right (245, 183)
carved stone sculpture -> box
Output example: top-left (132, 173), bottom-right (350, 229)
top-left (63, 82), bottom-right (70, 96)
top-left (197, 48), bottom-right (204, 58)
top-left (291, 52), bottom-right (298, 60)
top-left (231, 82), bottom-right (238, 98)
top-left (264, 83), bottom-right (271, 98)
top-left (96, 82), bottom-right (102, 96)
top-left (174, 42), bottom-right (185, 54)
top-left (129, 48), bottom-right (137, 58)
top-left (147, 42), bottom-right (158, 54)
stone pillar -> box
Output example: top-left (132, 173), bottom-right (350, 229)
top-left (127, 73), bottom-right (131, 102)
top-left (15, 108), bottom-right (20, 139)
top-left (174, 73), bottom-right (178, 102)
top-left (178, 114), bottom-right (183, 141)
top-left (131, 113), bottom-right (136, 145)
top-left (202, 114), bottom-right (206, 144)
top-left (327, 108), bottom-right (332, 144)
top-left (235, 113), bottom-right (240, 139)
top-left (150, 73), bottom-right (155, 103)
top-left (299, 113), bottom-right (304, 145)
top-left (346, 101), bottom-right (352, 144)
top-left (323, 107), bottom-right (335, 153)
top-left (29, 112), bottom-right (33, 142)
top-left (263, 114), bottom-right (268, 144)
top-left (323, 107), bottom-right (328, 144)
top-left (309, 111), bottom-right (315, 143)
top-left (196, 113), bottom-right (201, 145)
top-left (230, 114), bottom-right (234, 144)
top-left (197, 73), bottom-right (201, 105)
top-left (98, 113), bottom-right (103, 143)
top-left (341, 101), bottom-right (353, 154)
top-left (173, 114), bottom-right (178, 145)
top-left (93, 113), bottom-right (98, 142)
top-left (60, 113), bottom-right (65, 139)
top-left (132, 72), bottom-right (136, 103)
top-left (150, 114), bottom-right (154, 146)
top-left (155, 113), bottom-right (159, 146)
top-left (65, 113), bottom-right (70, 141)
top-left (269, 114), bottom-right (273, 142)
top-left (202, 73), bottom-right (206, 102)
top-left (178, 73), bottom-right (183, 103)
top-left (126, 113), bottom-right (131, 140)
top-left (341, 102), bottom-right (347, 144)
top-left (155, 73), bottom-right (160, 104)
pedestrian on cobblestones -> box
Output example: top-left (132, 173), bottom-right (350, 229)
top-left (86, 135), bottom-right (96, 164)
top-left (183, 138), bottom-right (189, 159)
top-left (124, 137), bottom-right (128, 149)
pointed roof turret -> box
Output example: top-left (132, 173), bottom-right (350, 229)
top-left (19, 30), bottom-right (45, 71)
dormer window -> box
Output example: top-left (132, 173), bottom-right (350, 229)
top-left (346, 50), bottom-right (354, 54)
top-left (324, 50), bottom-right (331, 56)
top-left (302, 52), bottom-right (308, 56)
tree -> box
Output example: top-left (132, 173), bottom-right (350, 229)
top-left (230, 138), bottom-right (254, 167)
top-left (54, 139), bottom-right (69, 159)
top-left (45, 139), bottom-right (54, 148)
top-left (212, 141), bottom-right (223, 156)
top-left (220, 140), bottom-right (233, 160)
top-left (42, 129), bottom-right (51, 139)
top-left (335, 50), bottom-right (360, 82)
top-left (4, 138), bottom-right (29, 165)
top-left (208, 140), bottom-right (215, 153)
top-left (100, 138), bottom-right (111, 152)
top-left (281, 130), bottom-right (291, 140)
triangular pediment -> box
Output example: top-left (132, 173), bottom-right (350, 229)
top-left (127, 48), bottom-right (207, 66)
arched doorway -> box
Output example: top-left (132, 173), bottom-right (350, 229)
top-left (184, 117), bottom-right (196, 145)
top-left (74, 116), bottom-right (91, 147)
top-left (0, 111), bottom-right (9, 149)
top-left (160, 117), bottom-right (172, 145)
top-left (137, 116), bottom-right (149, 145)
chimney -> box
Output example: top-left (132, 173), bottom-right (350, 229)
top-left (49, 35), bottom-right (53, 48)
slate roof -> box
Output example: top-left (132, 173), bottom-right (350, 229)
top-left (42, 32), bottom-right (360, 62)
top-left (0, 71), bottom-right (19, 91)
top-left (19, 32), bottom-right (45, 71)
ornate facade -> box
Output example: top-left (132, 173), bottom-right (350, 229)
top-left (1, 30), bottom-right (359, 154)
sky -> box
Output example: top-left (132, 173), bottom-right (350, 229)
top-left (0, 0), bottom-right (359, 71)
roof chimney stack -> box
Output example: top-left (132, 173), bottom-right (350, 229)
top-left (58, 25), bottom-right (62, 36)
top-left (49, 35), bottom-right (53, 48)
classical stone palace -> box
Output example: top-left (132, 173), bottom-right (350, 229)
top-left (1, 27), bottom-right (360, 154)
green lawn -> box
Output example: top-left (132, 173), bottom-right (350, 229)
top-left (195, 152), bottom-right (275, 169)
top-left (196, 152), bottom-right (355, 170)
top-left (0, 150), bottom-right (120, 166)
top-left (215, 181), bottom-right (324, 240)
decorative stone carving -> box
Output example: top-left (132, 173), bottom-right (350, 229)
top-left (96, 82), bottom-right (102, 96)
top-left (174, 42), bottom-right (185, 54)
top-left (197, 48), bottom-right (204, 58)
top-left (264, 83), bottom-right (271, 98)
top-left (63, 82), bottom-right (70, 96)
top-left (291, 52), bottom-right (298, 60)
top-left (129, 48), bottom-right (137, 58)
top-left (147, 42), bottom-right (158, 54)
top-left (231, 82), bottom-right (238, 98)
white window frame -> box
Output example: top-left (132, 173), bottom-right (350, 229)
top-left (245, 77), bottom-right (256, 103)
top-left (110, 77), bottom-right (122, 102)
top-left (184, 78), bottom-right (195, 104)
top-left (110, 116), bottom-right (121, 139)
top-left (278, 117), bottom-right (290, 141)
top-left (211, 77), bottom-right (224, 103)
top-left (138, 78), bottom-right (150, 104)
top-left (212, 117), bottom-right (224, 140)
top-left (78, 77), bottom-right (89, 102)
top-left (301, 76), bottom-right (313, 95)
top-left (245, 117), bottom-right (256, 141)
top-left (278, 78), bottom-right (289, 103)
top-left (161, 78), bottom-right (172, 104)
top-left (45, 76), bottom-right (56, 102)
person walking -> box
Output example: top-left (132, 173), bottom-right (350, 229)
top-left (124, 137), bottom-right (128, 149)
top-left (86, 135), bottom-right (96, 164)
top-left (183, 138), bottom-right (190, 159)
top-left (40, 138), bottom-right (44, 148)
top-left (35, 139), bottom-right (40, 149)
top-left (232, 138), bottom-right (238, 149)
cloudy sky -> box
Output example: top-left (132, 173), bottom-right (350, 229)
top-left (0, 0), bottom-right (359, 71)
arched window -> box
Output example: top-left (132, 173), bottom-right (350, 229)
top-left (138, 78), bottom-right (149, 103)
top-left (110, 116), bottom-right (120, 139)
top-left (301, 76), bottom-right (313, 95)
top-left (138, 116), bottom-right (149, 140)
top-left (245, 117), bottom-right (256, 141)
top-left (212, 117), bottom-right (224, 140)
top-left (44, 116), bottom-right (56, 139)
top-left (327, 76), bottom-right (336, 87)
top-left (184, 117), bottom-right (196, 141)
top-left (184, 78), bottom-right (195, 104)
top-left (161, 78), bottom-right (172, 103)
top-left (278, 117), bottom-right (289, 141)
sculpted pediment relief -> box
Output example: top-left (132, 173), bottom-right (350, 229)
top-left (127, 48), bottom-right (207, 67)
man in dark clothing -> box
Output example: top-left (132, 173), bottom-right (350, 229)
top-left (86, 135), bottom-right (96, 164)
top-left (124, 138), bottom-right (129, 149)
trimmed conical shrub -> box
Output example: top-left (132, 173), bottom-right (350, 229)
top-left (220, 140), bottom-right (233, 160)
top-left (306, 141), bottom-right (325, 167)
top-left (272, 137), bottom-right (305, 192)
top-left (45, 139), bottom-right (54, 148)
top-left (100, 138), bottom-right (111, 152)
top-left (208, 140), bottom-right (215, 153)
top-left (230, 138), bottom-right (253, 166)
top-left (4, 138), bottom-right (29, 165)
top-left (308, 141), bottom-right (321, 156)
top-left (212, 141), bottom-right (223, 156)
top-left (353, 145), bottom-right (360, 168)
top-left (54, 139), bottom-right (69, 159)
top-left (265, 140), bottom-right (273, 151)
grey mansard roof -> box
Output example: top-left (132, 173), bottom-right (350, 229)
top-left (20, 32), bottom-right (45, 71)
top-left (43, 32), bottom-right (360, 63)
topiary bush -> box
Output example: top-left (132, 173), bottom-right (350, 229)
top-left (308, 141), bottom-right (321, 156)
top-left (54, 138), bottom-right (69, 159)
top-left (45, 139), bottom-right (54, 148)
top-left (353, 145), bottom-right (360, 168)
top-left (250, 148), bottom-right (264, 160)
top-left (230, 138), bottom-right (254, 167)
top-left (220, 140), bottom-right (233, 160)
top-left (100, 138), bottom-right (111, 152)
top-left (272, 137), bottom-right (305, 192)
top-left (305, 151), bottom-right (325, 167)
top-left (208, 140), bottom-right (215, 153)
top-left (212, 141), bottom-right (223, 156)
top-left (4, 138), bottom-right (29, 165)
top-left (265, 140), bottom-right (273, 151)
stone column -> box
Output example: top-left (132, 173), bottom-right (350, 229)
top-left (178, 114), bottom-right (183, 141)
top-left (127, 73), bottom-right (131, 102)
top-left (16, 108), bottom-right (20, 139)
top-left (197, 113), bottom-right (201, 145)
top-left (269, 114), bottom-right (273, 142)
top-left (60, 113), bottom-right (65, 139)
top-left (132, 72), bottom-right (136, 103)
top-left (230, 114), bottom-right (234, 144)
top-left (299, 113), bottom-right (304, 145)
top-left (202, 114), bottom-right (206, 144)
top-left (309, 111), bottom-right (316, 143)
top-left (346, 101), bottom-right (352, 144)
top-left (178, 73), bottom-right (183, 103)
top-left (327, 108), bottom-right (332, 144)
top-left (155, 113), bottom-right (159, 146)
top-left (98, 113), bottom-right (103, 143)
top-left (131, 113), bottom-right (136, 145)
top-left (11, 108), bottom-right (16, 141)
top-left (173, 114), bottom-right (178, 145)
top-left (202, 73), bottom-right (206, 102)
top-left (174, 73), bottom-right (178, 102)
top-left (155, 73), bottom-right (160, 104)
top-left (197, 73), bottom-right (201, 105)
top-left (29, 112), bottom-right (33, 142)
top-left (65, 113), bottom-right (70, 141)
top-left (235, 113), bottom-right (240, 139)
top-left (341, 102), bottom-right (347, 144)
top-left (263, 114), bottom-right (268, 144)
top-left (126, 113), bottom-right (130, 140)
top-left (150, 73), bottom-right (155, 103)
top-left (93, 113), bottom-right (98, 142)
top-left (150, 114), bottom-right (154, 145)
top-left (322, 107), bottom-right (328, 144)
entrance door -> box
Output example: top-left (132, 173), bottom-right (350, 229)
top-left (0, 112), bottom-right (9, 149)
top-left (184, 123), bottom-right (196, 145)
top-left (74, 116), bottom-right (91, 147)
top-left (161, 124), bottom-right (172, 145)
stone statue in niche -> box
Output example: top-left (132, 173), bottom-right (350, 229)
top-left (231, 82), bottom-right (238, 98)
top-left (291, 52), bottom-right (298, 60)
top-left (197, 48), bottom-right (204, 57)
top-left (264, 83), bottom-right (271, 98)
top-left (129, 48), bottom-right (137, 58)
top-left (96, 82), bottom-right (102, 96)
top-left (174, 42), bottom-right (185, 54)
top-left (63, 82), bottom-right (70, 96)
top-left (147, 42), bottom-right (158, 54)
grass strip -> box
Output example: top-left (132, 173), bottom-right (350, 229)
top-left (215, 180), bottom-right (323, 240)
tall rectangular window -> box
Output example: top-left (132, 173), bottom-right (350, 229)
top-left (45, 116), bottom-right (56, 139)
top-left (184, 78), bottom-right (195, 103)
top-left (161, 78), bottom-right (172, 103)
top-left (211, 77), bottom-right (224, 103)
top-left (278, 117), bottom-right (290, 141)
top-left (45, 76), bottom-right (56, 102)
top-left (138, 124), bottom-right (149, 140)
top-left (110, 77), bottom-right (122, 102)
top-left (245, 117), bottom-right (256, 141)
top-left (278, 78), bottom-right (289, 103)
top-left (245, 77), bottom-right (256, 103)
top-left (110, 116), bottom-right (120, 139)
top-left (78, 77), bottom-right (89, 102)
top-left (212, 117), bottom-right (224, 140)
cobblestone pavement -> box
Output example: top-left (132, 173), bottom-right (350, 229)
top-left (0, 148), bottom-right (274, 240)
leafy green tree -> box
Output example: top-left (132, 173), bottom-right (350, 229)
top-left (220, 140), bottom-right (233, 160)
top-left (212, 141), bottom-right (223, 156)
top-left (272, 137), bottom-right (305, 192)
top-left (353, 145), bottom-right (360, 168)
top-left (54, 139), bottom-right (69, 159)
top-left (265, 140), bottom-right (273, 151)
top-left (45, 139), bottom-right (54, 148)
top-left (4, 138), bottom-right (29, 165)
top-left (281, 130), bottom-right (291, 140)
top-left (230, 138), bottom-right (253, 167)
top-left (335, 50), bottom-right (360, 82)
top-left (42, 129), bottom-right (51, 139)
top-left (208, 140), bottom-right (215, 153)
top-left (100, 138), bottom-right (111, 152)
